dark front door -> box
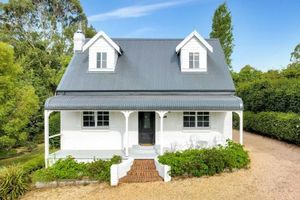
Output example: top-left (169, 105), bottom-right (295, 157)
top-left (138, 112), bottom-right (155, 145)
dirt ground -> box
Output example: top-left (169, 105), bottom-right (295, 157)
top-left (22, 130), bottom-right (300, 200)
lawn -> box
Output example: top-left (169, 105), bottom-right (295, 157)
top-left (0, 145), bottom-right (45, 167)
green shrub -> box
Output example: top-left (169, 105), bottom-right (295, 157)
top-left (86, 155), bottom-right (122, 181)
top-left (158, 140), bottom-right (250, 177)
top-left (241, 111), bottom-right (300, 145)
top-left (236, 78), bottom-right (300, 113)
top-left (0, 165), bottom-right (29, 200)
top-left (32, 155), bottom-right (122, 183)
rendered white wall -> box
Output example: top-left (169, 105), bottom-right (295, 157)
top-left (180, 37), bottom-right (207, 72)
top-left (88, 36), bottom-right (117, 71)
top-left (60, 111), bottom-right (232, 151)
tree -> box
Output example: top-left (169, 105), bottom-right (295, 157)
top-left (0, 0), bottom-right (96, 140)
top-left (290, 43), bottom-right (300, 63)
top-left (232, 65), bottom-right (262, 85)
top-left (0, 42), bottom-right (39, 154)
top-left (210, 3), bottom-right (234, 69)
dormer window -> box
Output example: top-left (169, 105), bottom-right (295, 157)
top-left (176, 31), bottom-right (213, 72)
top-left (97, 52), bottom-right (107, 69)
top-left (189, 52), bottom-right (200, 69)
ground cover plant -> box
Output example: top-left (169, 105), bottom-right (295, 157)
top-left (158, 140), bottom-right (250, 177)
top-left (32, 155), bottom-right (122, 183)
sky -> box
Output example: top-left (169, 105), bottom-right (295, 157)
top-left (80, 0), bottom-right (300, 72)
top-left (1, 0), bottom-right (299, 71)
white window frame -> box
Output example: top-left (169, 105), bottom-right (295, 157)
top-left (189, 52), bottom-right (200, 69)
top-left (183, 112), bottom-right (210, 129)
top-left (96, 52), bottom-right (107, 69)
top-left (82, 111), bottom-right (109, 129)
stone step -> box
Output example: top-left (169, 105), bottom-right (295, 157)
top-left (119, 159), bottom-right (162, 183)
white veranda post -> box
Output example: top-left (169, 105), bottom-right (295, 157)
top-left (235, 111), bottom-right (243, 145)
top-left (121, 111), bottom-right (133, 157)
top-left (44, 110), bottom-right (53, 168)
top-left (157, 111), bottom-right (168, 155)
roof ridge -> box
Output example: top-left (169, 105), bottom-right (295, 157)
top-left (84, 38), bottom-right (218, 41)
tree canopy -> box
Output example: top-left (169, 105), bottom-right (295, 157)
top-left (0, 42), bottom-right (39, 154)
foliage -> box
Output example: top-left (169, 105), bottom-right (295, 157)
top-left (49, 113), bottom-right (61, 148)
top-left (237, 77), bottom-right (300, 113)
top-left (210, 2), bottom-right (234, 69)
top-left (86, 155), bottom-right (122, 181)
top-left (0, 165), bottom-right (29, 200)
top-left (32, 155), bottom-right (122, 183)
top-left (0, 0), bottom-right (96, 146)
top-left (0, 42), bottom-right (39, 152)
top-left (290, 43), bottom-right (300, 63)
top-left (158, 141), bottom-right (250, 177)
top-left (239, 112), bottom-right (300, 145)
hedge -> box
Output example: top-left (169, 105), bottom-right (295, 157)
top-left (158, 140), bottom-right (250, 177)
top-left (237, 78), bottom-right (300, 113)
top-left (234, 111), bottom-right (300, 145)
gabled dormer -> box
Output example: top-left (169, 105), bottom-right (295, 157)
top-left (176, 31), bottom-right (213, 72)
top-left (74, 30), bottom-right (121, 72)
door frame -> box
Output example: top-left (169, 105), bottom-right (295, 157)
top-left (138, 112), bottom-right (156, 145)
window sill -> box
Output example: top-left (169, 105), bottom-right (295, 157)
top-left (181, 69), bottom-right (207, 73)
top-left (81, 127), bottom-right (110, 132)
top-left (88, 68), bottom-right (115, 72)
top-left (182, 128), bottom-right (210, 133)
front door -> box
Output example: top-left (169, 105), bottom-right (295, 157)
top-left (138, 112), bottom-right (155, 145)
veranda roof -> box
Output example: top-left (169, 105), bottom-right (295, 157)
top-left (45, 95), bottom-right (243, 111)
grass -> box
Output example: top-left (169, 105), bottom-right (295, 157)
top-left (0, 144), bottom-right (54, 167)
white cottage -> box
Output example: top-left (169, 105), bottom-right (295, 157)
top-left (44, 30), bottom-right (243, 168)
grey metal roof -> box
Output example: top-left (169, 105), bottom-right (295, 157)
top-left (45, 95), bottom-right (243, 110)
top-left (57, 38), bottom-right (235, 92)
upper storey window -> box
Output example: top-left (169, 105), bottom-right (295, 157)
top-left (97, 52), bottom-right (107, 69)
top-left (176, 31), bottom-right (213, 72)
top-left (189, 52), bottom-right (200, 69)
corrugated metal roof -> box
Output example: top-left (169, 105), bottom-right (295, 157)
top-left (57, 38), bottom-right (235, 92)
top-left (45, 95), bottom-right (243, 110)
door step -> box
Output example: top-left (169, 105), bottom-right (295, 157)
top-left (119, 159), bottom-right (162, 183)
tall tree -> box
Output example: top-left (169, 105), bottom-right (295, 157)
top-left (210, 2), bottom-right (234, 69)
top-left (0, 42), bottom-right (39, 154)
top-left (290, 43), bottom-right (300, 63)
top-left (0, 0), bottom-right (96, 140)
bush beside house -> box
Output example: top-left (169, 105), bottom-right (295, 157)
top-left (0, 155), bottom-right (121, 199)
top-left (158, 141), bottom-right (250, 177)
top-left (32, 155), bottom-right (122, 183)
top-left (234, 112), bottom-right (300, 145)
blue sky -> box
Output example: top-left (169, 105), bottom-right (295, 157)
top-left (80, 0), bottom-right (300, 72)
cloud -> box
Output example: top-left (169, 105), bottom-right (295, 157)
top-left (88, 0), bottom-right (191, 22)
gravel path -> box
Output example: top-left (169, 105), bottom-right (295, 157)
top-left (22, 130), bottom-right (300, 200)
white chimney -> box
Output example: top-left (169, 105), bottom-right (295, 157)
top-left (73, 27), bottom-right (85, 52)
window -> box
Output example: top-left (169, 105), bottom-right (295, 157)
top-left (83, 111), bottom-right (109, 128)
top-left (189, 52), bottom-right (200, 69)
top-left (96, 52), bottom-right (107, 68)
top-left (183, 112), bottom-right (209, 128)
top-left (83, 111), bottom-right (95, 127)
top-left (97, 111), bottom-right (109, 127)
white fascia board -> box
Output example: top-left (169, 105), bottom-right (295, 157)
top-left (176, 30), bottom-right (213, 53)
top-left (82, 31), bottom-right (122, 54)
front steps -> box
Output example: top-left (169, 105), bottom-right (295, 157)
top-left (128, 145), bottom-right (159, 159)
top-left (119, 159), bottom-right (162, 183)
